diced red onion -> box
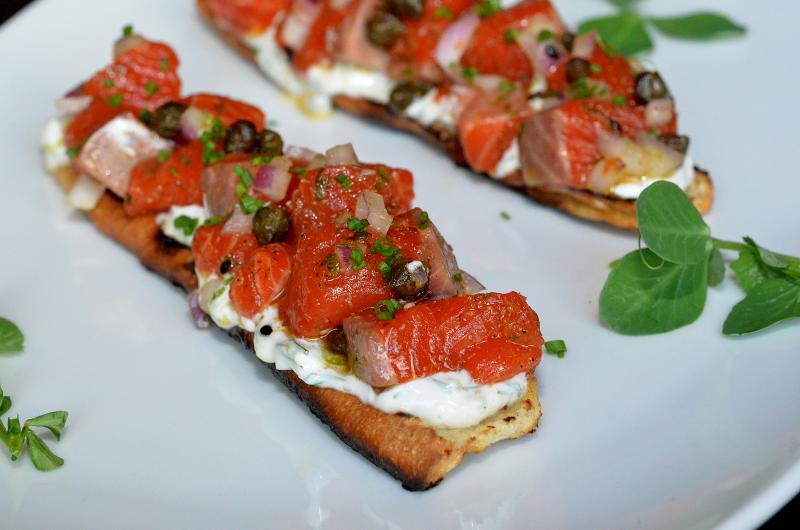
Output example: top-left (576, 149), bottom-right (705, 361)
top-left (337, 245), bottom-right (352, 267)
top-left (306, 153), bottom-right (329, 170)
top-left (55, 95), bottom-right (92, 118)
top-left (458, 270), bottom-right (485, 295)
top-left (253, 157), bottom-right (292, 201)
top-left (434, 12), bottom-right (479, 75)
top-left (325, 143), bottom-right (358, 165)
top-left (179, 107), bottom-right (213, 142)
top-left (188, 290), bottom-right (210, 329)
top-left (199, 278), bottom-right (223, 309)
top-left (285, 145), bottom-right (320, 163)
top-left (572, 31), bottom-right (597, 59)
top-left (518, 31), bottom-right (566, 76)
top-left (222, 204), bottom-right (254, 234)
top-left (281, 0), bottom-right (322, 50)
top-left (355, 190), bottom-right (393, 235)
top-left (66, 174), bottom-right (105, 211)
top-left (114, 34), bottom-right (147, 59)
top-left (645, 98), bottom-right (674, 127)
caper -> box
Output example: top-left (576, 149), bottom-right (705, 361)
top-left (255, 129), bottom-right (284, 157)
top-left (366, 11), bottom-right (405, 49)
top-left (387, 0), bottom-right (424, 19)
top-left (223, 120), bottom-right (258, 153)
top-left (565, 58), bottom-right (591, 83)
top-left (388, 260), bottom-right (429, 301)
top-left (389, 80), bottom-right (433, 113)
top-left (561, 32), bottom-right (575, 51)
top-left (658, 134), bottom-right (690, 154)
top-left (150, 101), bottom-right (187, 139)
top-left (252, 205), bottom-right (290, 245)
top-left (634, 71), bottom-right (670, 105)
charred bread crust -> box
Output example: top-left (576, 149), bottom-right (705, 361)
top-left (196, 0), bottom-right (714, 230)
top-left (49, 163), bottom-right (542, 490)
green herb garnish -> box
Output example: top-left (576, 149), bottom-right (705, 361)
top-left (544, 339), bottom-right (567, 358)
top-left (0, 318), bottom-right (24, 353)
top-left (145, 80), bottom-right (159, 97)
top-left (503, 28), bottom-right (519, 43)
top-left (454, 273), bottom-right (464, 283)
top-left (335, 173), bottom-right (351, 189)
top-left (499, 80), bottom-right (516, 93)
top-left (200, 119), bottom-right (226, 165)
top-left (122, 24), bottom-right (133, 38)
top-left (589, 63), bottom-right (602, 74)
top-left (204, 215), bottom-right (225, 227)
top-left (106, 93), bottom-right (123, 107)
top-left (374, 299), bottom-right (401, 320)
top-left (578, 3), bottom-right (745, 57)
top-left (102, 79), bottom-right (114, 88)
top-left (418, 210), bottom-right (430, 229)
top-left (350, 249), bottom-right (366, 270)
top-left (600, 182), bottom-right (800, 336)
top-left (65, 147), bottom-right (79, 159)
top-left (500, 211), bottom-right (511, 221)
top-left (173, 215), bottom-right (199, 237)
top-left (139, 109), bottom-right (152, 123)
top-left (537, 29), bottom-right (554, 42)
top-left (461, 66), bottom-right (478, 83)
top-left (433, 6), bottom-right (454, 20)
top-left (291, 166), bottom-right (307, 176)
top-left (0, 386), bottom-right (68, 471)
top-left (612, 93), bottom-right (627, 106)
top-left (476, 0), bottom-right (501, 19)
top-left (157, 149), bottom-right (171, 163)
top-left (347, 218), bottom-right (370, 233)
top-left (159, 57), bottom-right (170, 72)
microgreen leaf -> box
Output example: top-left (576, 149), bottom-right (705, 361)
top-left (723, 278), bottom-right (800, 335)
top-left (578, 11), bottom-right (653, 57)
top-left (600, 249), bottom-right (708, 335)
top-left (649, 12), bottom-right (746, 41)
top-left (0, 393), bottom-right (10, 417)
top-left (25, 431), bottom-right (64, 471)
top-left (730, 248), bottom-right (781, 294)
top-left (743, 237), bottom-right (790, 270)
top-left (7, 416), bottom-right (24, 460)
top-left (544, 339), bottom-right (567, 358)
top-left (25, 412), bottom-right (68, 442)
top-left (636, 181), bottom-right (711, 264)
top-left (0, 318), bottom-right (24, 353)
top-left (707, 244), bottom-right (725, 287)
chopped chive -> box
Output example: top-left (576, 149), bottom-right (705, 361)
top-left (335, 173), bottom-right (351, 190)
top-left (122, 24), bottom-right (133, 38)
top-left (500, 211), bottom-right (511, 220)
top-left (537, 29), bottom-right (554, 42)
top-left (544, 339), bottom-right (567, 358)
top-left (106, 93), bottom-right (123, 107)
top-left (157, 149), bottom-right (171, 163)
top-left (145, 80), bottom-right (159, 97)
top-left (374, 299), bottom-right (401, 320)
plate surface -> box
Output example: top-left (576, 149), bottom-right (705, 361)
top-left (1, 0), bottom-right (798, 528)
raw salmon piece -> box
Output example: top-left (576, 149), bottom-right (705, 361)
top-left (230, 244), bottom-right (293, 319)
top-left (192, 224), bottom-right (260, 278)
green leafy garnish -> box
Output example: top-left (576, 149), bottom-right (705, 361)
top-left (350, 249), bottom-right (366, 270)
top-left (374, 299), bottom-right (401, 320)
top-left (122, 24), bottom-right (133, 37)
top-left (159, 57), bottom-right (170, 72)
top-left (503, 28), bottom-right (519, 43)
top-left (578, 3), bottom-right (746, 57)
top-left (335, 173), bottom-right (351, 190)
top-left (461, 66), bottom-right (478, 83)
top-left (601, 182), bottom-right (800, 336)
top-left (433, 6), bottom-right (453, 20)
top-left (544, 339), bottom-right (567, 358)
top-left (453, 273), bottom-right (464, 283)
top-left (499, 80), bottom-right (515, 93)
top-left (417, 211), bottom-right (430, 229)
top-left (612, 94), bottom-right (627, 106)
top-left (500, 211), bottom-right (511, 221)
top-left (139, 109), bottom-right (152, 123)
top-left (203, 215), bottom-right (225, 227)
top-left (173, 215), bottom-right (199, 237)
top-left (537, 29), bottom-right (554, 42)
top-left (371, 237), bottom-right (404, 280)
top-left (65, 146), bottom-right (79, 159)
top-left (234, 165), bottom-right (253, 187)
top-left (157, 149), bottom-right (171, 163)
top-left (0, 318), bottom-right (24, 353)
top-left (649, 13), bottom-right (746, 40)
top-left (145, 80), bottom-right (159, 97)
top-left (476, 0), bottom-right (501, 19)
top-left (233, 165), bottom-right (263, 214)
top-left (347, 218), bottom-right (370, 233)
top-left (106, 93), bottom-right (123, 107)
top-left (102, 79), bottom-right (114, 89)
top-left (0, 386), bottom-right (68, 471)
top-left (291, 166), bottom-right (307, 176)
top-left (200, 119), bottom-right (226, 165)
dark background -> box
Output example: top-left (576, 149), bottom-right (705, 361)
top-left (1, 1), bottom-right (796, 527)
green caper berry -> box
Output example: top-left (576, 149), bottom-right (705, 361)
top-left (634, 71), bottom-right (670, 105)
top-left (223, 120), bottom-right (258, 153)
top-left (388, 80), bottom-right (433, 113)
top-left (252, 205), bottom-right (290, 245)
top-left (366, 11), bottom-right (405, 49)
top-left (255, 129), bottom-right (284, 157)
top-left (150, 101), bottom-right (187, 140)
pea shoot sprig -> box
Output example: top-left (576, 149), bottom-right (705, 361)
top-left (578, 0), bottom-right (746, 57)
top-left (1, 319), bottom-right (70, 471)
top-left (600, 182), bottom-right (800, 336)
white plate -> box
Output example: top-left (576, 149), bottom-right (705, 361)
top-left (1, 0), bottom-right (798, 528)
